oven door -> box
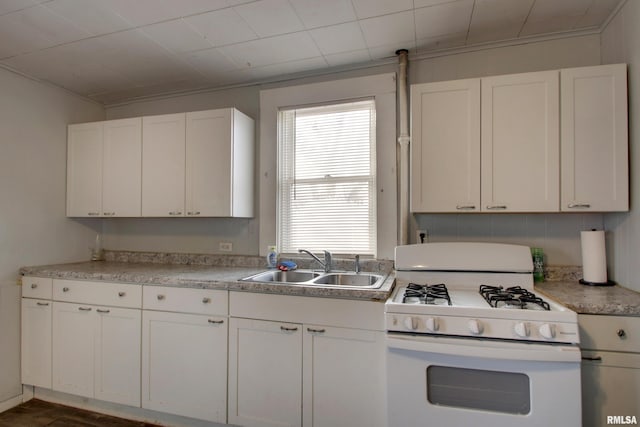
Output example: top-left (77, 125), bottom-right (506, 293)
top-left (387, 333), bottom-right (581, 427)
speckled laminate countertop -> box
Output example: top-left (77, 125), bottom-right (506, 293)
top-left (535, 281), bottom-right (640, 316)
top-left (20, 261), bottom-right (395, 301)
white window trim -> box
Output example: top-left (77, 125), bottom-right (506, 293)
top-left (259, 73), bottom-right (397, 259)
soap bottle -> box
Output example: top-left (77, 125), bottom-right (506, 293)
top-left (267, 245), bottom-right (278, 268)
top-left (531, 247), bottom-right (544, 282)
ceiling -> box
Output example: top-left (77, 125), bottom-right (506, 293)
top-left (0, 0), bottom-right (623, 105)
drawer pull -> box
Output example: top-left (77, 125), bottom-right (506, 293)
top-left (307, 327), bottom-right (326, 333)
top-left (617, 329), bottom-right (626, 338)
top-left (582, 356), bottom-right (602, 361)
top-left (202, 297), bottom-right (211, 304)
top-left (30, 283), bottom-right (38, 289)
top-left (104, 212), bottom-right (116, 216)
top-left (96, 309), bottom-right (110, 314)
top-left (187, 211), bottom-right (201, 216)
top-left (486, 205), bottom-right (507, 210)
top-left (36, 302), bottom-right (49, 306)
top-left (208, 319), bottom-right (224, 324)
top-left (568, 203), bottom-right (591, 209)
top-left (87, 212), bottom-right (100, 216)
top-left (280, 326), bottom-right (298, 332)
top-left (78, 307), bottom-right (92, 311)
top-left (157, 295), bottom-right (165, 300)
top-left (169, 211), bottom-right (182, 216)
top-left (118, 291), bottom-right (126, 297)
top-left (63, 287), bottom-right (69, 292)
top-left (456, 205), bottom-right (476, 210)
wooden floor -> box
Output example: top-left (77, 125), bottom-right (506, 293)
top-left (0, 399), bottom-right (160, 427)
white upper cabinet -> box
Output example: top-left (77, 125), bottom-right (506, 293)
top-left (103, 118), bottom-right (142, 217)
top-left (561, 64), bottom-right (629, 212)
top-left (142, 113), bottom-right (186, 217)
top-left (67, 122), bottom-right (103, 217)
top-left (186, 109), bottom-right (255, 217)
top-left (481, 70), bottom-right (560, 212)
top-left (410, 79), bottom-right (480, 213)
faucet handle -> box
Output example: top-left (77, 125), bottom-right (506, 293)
top-left (323, 250), bottom-right (332, 273)
top-left (354, 254), bottom-right (360, 274)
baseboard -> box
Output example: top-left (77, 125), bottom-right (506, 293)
top-left (0, 393), bottom-right (26, 413)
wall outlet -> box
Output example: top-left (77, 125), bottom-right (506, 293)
top-left (416, 229), bottom-right (428, 244)
top-left (219, 242), bottom-right (233, 252)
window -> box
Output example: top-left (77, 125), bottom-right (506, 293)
top-left (277, 99), bottom-right (376, 255)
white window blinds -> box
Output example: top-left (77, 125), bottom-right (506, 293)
top-left (278, 99), bottom-right (377, 255)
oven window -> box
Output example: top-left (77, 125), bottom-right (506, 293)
top-left (427, 366), bottom-right (530, 414)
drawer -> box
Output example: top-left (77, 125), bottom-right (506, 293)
top-left (579, 314), bottom-right (640, 353)
top-left (53, 279), bottom-right (142, 308)
top-left (22, 277), bottom-right (53, 299)
top-left (143, 286), bottom-right (228, 315)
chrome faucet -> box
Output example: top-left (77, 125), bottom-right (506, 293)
top-left (354, 254), bottom-right (360, 274)
top-left (298, 249), bottom-right (332, 273)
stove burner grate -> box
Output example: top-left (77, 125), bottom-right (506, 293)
top-left (479, 285), bottom-right (550, 310)
top-left (403, 283), bottom-right (452, 305)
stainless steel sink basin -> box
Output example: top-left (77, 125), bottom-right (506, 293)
top-left (242, 270), bottom-right (321, 283)
top-left (241, 270), bottom-right (385, 289)
top-left (311, 273), bottom-right (383, 288)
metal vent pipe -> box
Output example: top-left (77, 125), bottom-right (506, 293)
top-left (396, 49), bottom-right (410, 246)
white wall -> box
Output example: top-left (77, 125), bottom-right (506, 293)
top-left (104, 34), bottom-right (601, 264)
top-left (601, 0), bottom-right (640, 292)
top-left (0, 68), bottom-right (104, 402)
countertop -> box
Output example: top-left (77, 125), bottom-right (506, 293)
top-left (536, 281), bottom-right (640, 316)
top-left (20, 261), bottom-right (395, 302)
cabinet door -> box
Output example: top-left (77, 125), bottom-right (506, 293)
top-left (95, 307), bottom-right (141, 406)
top-left (103, 118), bottom-right (142, 217)
top-left (303, 326), bottom-right (386, 427)
top-left (142, 113), bottom-right (186, 216)
top-left (21, 299), bottom-right (52, 388)
top-left (561, 64), bottom-right (628, 212)
top-left (229, 318), bottom-right (302, 427)
top-left (67, 122), bottom-right (103, 217)
top-left (410, 79), bottom-right (480, 213)
top-left (142, 310), bottom-right (227, 423)
top-left (581, 351), bottom-right (640, 427)
top-left (52, 302), bottom-right (95, 398)
top-left (186, 109), bottom-right (232, 217)
top-left (481, 71), bottom-right (559, 212)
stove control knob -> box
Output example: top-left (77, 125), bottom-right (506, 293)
top-left (425, 317), bottom-right (439, 332)
top-left (468, 319), bottom-right (483, 335)
top-left (514, 322), bottom-right (530, 338)
top-left (539, 323), bottom-right (556, 340)
top-left (404, 316), bottom-right (419, 331)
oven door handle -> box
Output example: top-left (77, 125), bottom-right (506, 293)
top-left (387, 336), bottom-right (581, 363)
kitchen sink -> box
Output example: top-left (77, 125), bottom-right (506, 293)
top-left (240, 270), bottom-right (385, 289)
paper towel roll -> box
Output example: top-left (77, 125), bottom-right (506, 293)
top-left (581, 230), bottom-right (608, 283)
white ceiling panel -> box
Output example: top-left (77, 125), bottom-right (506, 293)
top-left (180, 47), bottom-right (239, 77)
top-left (468, 0), bottom-right (533, 43)
top-left (0, 0), bottom-right (39, 15)
top-left (417, 31), bottom-right (467, 52)
top-left (576, 0), bottom-right (621, 28)
top-left (309, 22), bottom-right (366, 55)
top-left (368, 43), bottom-right (416, 60)
top-left (324, 49), bottom-right (371, 67)
top-left (350, 0), bottom-right (413, 19)
top-left (245, 56), bottom-right (328, 81)
top-left (414, 0), bottom-right (460, 8)
top-left (101, 0), bottom-right (229, 27)
top-left (233, 0), bottom-right (305, 38)
top-left (219, 32), bottom-right (321, 69)
top-left (184, 8), bottom-right (257, 47)
top-left (142, 19), bottom-right (212, 54)
top-left (44, 0), bottom-right (132, 36)
top-left (359, 11), bottom-right (415, 49)
top-left (521, 0), bottom-right (591, 35)
top-left (414, 0), bottom-right (474, 40)
top-left (289, 0), bottom-right (356, 29)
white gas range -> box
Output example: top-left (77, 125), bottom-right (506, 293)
top-left (385, 242), bottom-right (581, 427)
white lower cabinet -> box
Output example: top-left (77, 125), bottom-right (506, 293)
top-left (21, 298), bottom-right (52, 388)
top-left (141, 310), bottom-right (228, 423)
top-left (52, 301), bottom-right (141, 406)
top-left (229, 318), bottom-right (303, 427)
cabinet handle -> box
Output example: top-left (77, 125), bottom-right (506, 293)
top-left (78, 307), bottom-right (92, 311)
top-left (96, 309), bottom-right (110, 314)
top-left (456, 205), bottom-right (476, 210)
top-left (280, 326), bottom-right (298, 332)
top-left (568, 203), bottom-right (591, 209)
top-left (187, 211), bottom-right (201, 216)
top-left (118, 291), bottom-right (126, 297)
top-left (36, 302), bottom-right (49, 306)
top-left (202, 297), bottom-right (211, 304)
top-left (157, 294), bottom-right (165, 300)
top-left (208, 319), bottom-right (224, 324)
top-left (87, 212), bottom-right (100, 216)
top-left (169, 211), bottom-right (182, 216)
top-left (103, 212), bottom-right (116, 216)
top-left (30, 283), bottom-right (38, 289)
top-left (63, 287), bottom-right (69, 292)
top-left (581, 356), bottom-right (602, 361)
top-left (486, 205), bottom-right (507, 210)
top-left (307, 327), bottom-right (326, 333)
top-left (617, 329), bottom-right (626, 338)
